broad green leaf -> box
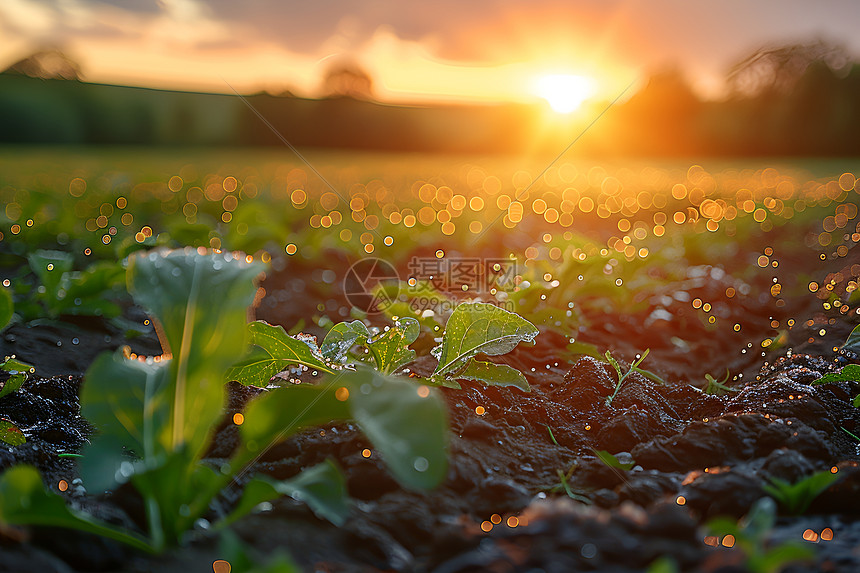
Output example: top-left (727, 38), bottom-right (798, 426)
top-left (0, 373), bottom-right (26, 400)
top-left (812, 364), bottom-right (860, 386)
top-left (454, 359), bottom-right (529, 391)
top-left (0, 358), bottom-right (33, 399)
top-left (0, 358), bottom-right (36, 398)
top-left (127, 249), bottom-right (264, 458)
top-left (1, 358), bottom-right (36, 375)
top-left (130, 449), bottom-right (210, 548)
top-left (238, 384), bottom-right (351, 457)
top-left (433, 302), bottom-right (538, 378)
top-left (220, 459), bottom-right (349, 528)
top-left (227, 321), bottom-right (333, 386)
top-left (344, 367), bottom-right (447, 490)
top-left (0, 465), bottom-right (153, 552)
top-left (0, 287), bottom-right (12, 331)
top-left (594, 450), bottom-right (635, 471)
top-left (28, 250), bottom-right (73, 299)
top-left (367, 317), bottom-right (419, 374)
top-left (66, 262), bottom-right (126, 299)
top-left (321, 320), bottom-right (370, 362)
top-left (227, 346), bottom-right (280, 387)
top-left (0, 419), bottom-right (25, 446)
top-left (80, 350), bottom-right (171, 491)
top-left (843, 323), bottom-right (860, 356)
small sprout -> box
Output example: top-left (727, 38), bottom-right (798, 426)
top-left (704, 369), bottom-right (738, 396)
top-left (604, 349), bottom-right (657, 406)
top-left (763, 470), bottom-right (839, 515)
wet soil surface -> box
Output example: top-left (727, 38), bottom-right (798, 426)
top-left (2, 324), bottom-right (860, 572)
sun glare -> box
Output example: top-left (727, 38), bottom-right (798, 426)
top-left (535, 74), bottom-right (595, 113)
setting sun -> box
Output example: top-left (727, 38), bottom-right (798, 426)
top-left (535, 74), bottom-right (596, 113)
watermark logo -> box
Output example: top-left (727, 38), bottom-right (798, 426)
top-left (343, 258), bottom-right (400, 314)
top-left (344, 256), bottom-right (519, 315)
top-left (406, 256), bottom-right (518, 293)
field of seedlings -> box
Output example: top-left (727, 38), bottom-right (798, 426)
top-left (1, 148), bottom-right (859, 572)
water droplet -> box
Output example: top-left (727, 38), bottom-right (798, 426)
top-left (71, 338), bottom-right (79, 345)
top-left (413, 457), bottom-right (429, 472)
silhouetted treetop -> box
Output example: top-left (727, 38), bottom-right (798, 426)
top-left (321, 60), bottom-right (374, 100)
top-left (3, 49), bottom-right (83, 81)
top-left (727, 40), bottom-right (849, 98)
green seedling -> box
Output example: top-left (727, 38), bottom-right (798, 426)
top-left (0, 357), bottom-right (35, 446)
top-left (320, 317), bottom-right (420, 374)
top-left (546, 425), bottom-right (559, 446)
top-left (812, 364), bottom-right (860, 406)
top-left (812, 323), bottom-right (860, 406)
top-left (0, 357), bottom-right (34, 399)
top-left (554, 468), bottom-right (592, 504)
top-left (594, 450), bottom-right (635, 471)
top-left (432, 302), bottom-right (538, 391)
top-left (0, 248), bottom-right (448, 553)
top-left (20, 250), bottom-right (127, 321)
top-left (704, 370), bottom-right (739, 396)
top-left (604, 349), bottom-right (659, 406)
top-left (707, 497), bottom-right (814, 573)
top-left (228, 315), bottom-right (420, 386)
top-left (762, 470), bottom-right (839, 515)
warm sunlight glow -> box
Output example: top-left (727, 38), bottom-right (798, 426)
top-left (535, 74), bottom-right (595, 113)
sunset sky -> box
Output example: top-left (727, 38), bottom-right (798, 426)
top-left (2, 0), bottom-right (859, 106)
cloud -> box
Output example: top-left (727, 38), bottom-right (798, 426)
top-left (3, 0), bottom-right (860, 98)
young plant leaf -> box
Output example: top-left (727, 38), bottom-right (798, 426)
top-left (127, 249), bottom-right (264, 458)
top-left (367, 317), bottom-right (419, 374)
top-left (0, 465), bottom-right (153, 553)
top-left (227, 321), bottom-right (333, 386)
top-left (811, 364), bottom-right (860, 386)
top-left (704, 370), bottom-right (738, 396)
top-left (80, 350), bottom-right (171, 492)
top-left (0, 287), bottom-right (12, 331)
top-left (762, 470), bottom-right (839, 515)
top-left (455, 359), bottom-right (529, 391)
top-left (843, 323), bottom-right (860, 356)
top-left (219, 459), bottom-right (349, 528)
top-left (344, 367), bottom-right (448, 490)
top-left (320, 320), bottom-right (370, 362)
top-left (0, 357), bottom-right (33, 399)
top-left (237, 384), bottom-right (351, 455)
top-left (433, 302), bottom-right (538, 378)
top-left (60, 262), bottom-right (126, 317)
top-left (27, 250), bottom-right (73, 301)
top-left (0, 419), bottom-right (25, 446)
top-left (594, 450), bottom-right (635, 471)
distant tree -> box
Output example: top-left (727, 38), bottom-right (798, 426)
top-left (321, 60), bottom-right (374, 100)
top-left (2, 49), bottom-right (83, 80)
top-left (726, 40), bottom-right (849, 98)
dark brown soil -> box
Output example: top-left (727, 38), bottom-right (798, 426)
top-left (2, 328), bottom-right (860, 572)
